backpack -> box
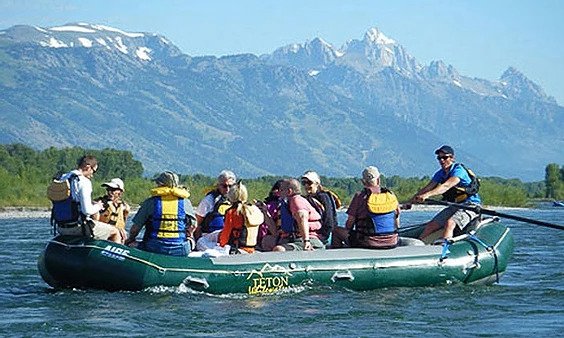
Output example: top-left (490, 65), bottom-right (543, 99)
top-left (47, 173), bottom-right (81, 231)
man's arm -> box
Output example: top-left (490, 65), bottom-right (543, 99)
top-left (295, 209), bottom-right (313, 251)
top-left (125, 223), bottom-right (142, 246)
top-left (415, 176), bottom-right (460, 202)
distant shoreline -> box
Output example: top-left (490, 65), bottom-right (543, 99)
top-left (0, 207), bottom-right (51, 219)
top-left (0, 204), bottom-right (530, 220)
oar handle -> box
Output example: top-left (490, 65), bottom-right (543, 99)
top-left (422, 200), bottom-right (564, 231)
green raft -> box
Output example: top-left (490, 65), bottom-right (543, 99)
top-left (38, 218), bottom-right (513, 294)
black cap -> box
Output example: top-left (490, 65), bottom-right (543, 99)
top-left (434, 145), bottom-right (454, 155)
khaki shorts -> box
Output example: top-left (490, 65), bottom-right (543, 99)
top-left (279, 237), bottom-right (325, 251)
top-left (57, 220), bottom-right (114, 240)
top-left (432, 205), bottom-right (478, 230)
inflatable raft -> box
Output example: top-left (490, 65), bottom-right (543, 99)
top-left (38, 218), bottom-right (513, 294)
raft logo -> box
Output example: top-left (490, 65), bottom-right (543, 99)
top-left (101, 245), bottom-right (130, 261)
top-left (246, 263), bottom-right (292, 295)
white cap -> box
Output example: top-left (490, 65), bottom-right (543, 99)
top-left (301, 171), bottom-right (321, 184)
top-left (102, 178), bottom-right (125, 191)
top-left (362, 166), bottom-right (380, 184)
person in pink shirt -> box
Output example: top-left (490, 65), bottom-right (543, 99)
top-left (273, 178), bottom-right (324, 251)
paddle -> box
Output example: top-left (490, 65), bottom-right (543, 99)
top-left (422, 199), bottom-right (564, 231)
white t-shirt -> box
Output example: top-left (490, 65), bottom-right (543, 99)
top-left (61, 169), bottom-right (102, 216)
top-left (195, 193), bottom-right (217, 218)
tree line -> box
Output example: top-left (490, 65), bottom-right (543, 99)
top-left (0, 143), bottom-right (560, 208)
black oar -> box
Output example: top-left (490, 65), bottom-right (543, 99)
top-left (423, 200), bottom-right (564, 231)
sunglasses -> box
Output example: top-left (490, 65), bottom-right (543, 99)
top-left (436, 155), bottom-right (452, 161)
top-left (301, 180), bottom-right (313, 186)
top-left (220, 183), bottom-right (235, 189)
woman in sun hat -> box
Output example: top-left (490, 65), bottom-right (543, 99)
top-left (95, 177), bottom-right (130, 244)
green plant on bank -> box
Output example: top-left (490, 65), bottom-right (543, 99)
top-left (0, 143), bottom-right (561, 208)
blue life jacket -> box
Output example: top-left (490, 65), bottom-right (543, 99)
top-left (357, 188), bottom-right (398, 235)
top-left (201, 190), bottom-right (231, 233)
top-left (279, 200), bottom-right (296, 234)
top-left (145, 187), bottom-right (189, 244)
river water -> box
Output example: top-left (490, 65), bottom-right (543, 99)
top-left (0, 208), bottom-right (562, 337)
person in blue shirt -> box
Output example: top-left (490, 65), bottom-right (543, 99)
top-left (411, 145), bottom-right (481, 241)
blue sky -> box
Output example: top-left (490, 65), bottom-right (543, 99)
top-left (1, 0), bottom-right (563, 104)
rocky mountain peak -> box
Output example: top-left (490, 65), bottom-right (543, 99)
top-left (422, 60), bottom-right (460, 80)
top-left (363, 27), bottom-right (396, 45)
top-left (500, 67), bottom-right (553, 102)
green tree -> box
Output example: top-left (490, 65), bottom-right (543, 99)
top-left (545, 163), bottom-right (561, 199)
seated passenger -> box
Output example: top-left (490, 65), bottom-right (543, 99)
top-left (125, 171), bottom-right (196, 256)
top-left (255, 180), bottom-right (284, 251)
top-left (194, 170), bottom-right (236, 251)
top-left (273, 179), bottom-right (325, 252)
top-left (332, 166), bottom-right (400, 249)
top-left (94, 178), bottom-right (130, 244)
top-left (218, 181), bottom-right (264, 254)
top-left (301, 170), bottom-right (341, 245)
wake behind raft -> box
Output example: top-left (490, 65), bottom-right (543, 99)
top-left (38, 218), bottom-right (513, 294)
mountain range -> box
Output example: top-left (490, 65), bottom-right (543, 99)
top-left (0, 23), bottom-right (562, 181)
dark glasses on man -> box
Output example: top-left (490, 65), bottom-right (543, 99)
top-left (220, 183), bottom-right (235, 189)
top-left (436, 155), bottom-right (451, 161)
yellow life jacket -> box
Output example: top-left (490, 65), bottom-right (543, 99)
top-left (98, 200), bottom-right (128, 229)
top-left (359, 188), bottom-right (399, 236)
top-left (146, 186), bottom-right (190, 241)
top-left (367, 189), bottom-right (398, 214)
top-left (151, 186), bottom-right (190, 199)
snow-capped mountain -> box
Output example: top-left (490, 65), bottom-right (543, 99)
top-left (0, 23), bottom-right (561, 180)
top-left (2, 23), bottom-right (183, 62)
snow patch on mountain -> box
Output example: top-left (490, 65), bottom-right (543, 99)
top-left (40, 37), bottom-right (67, 48)
top-left (78, 37), bottom-right (93, 48)
top-left (49, 25), bottom-right (96, 33)
top-left (113, 36), bottom-right (128, 54)
top-left (90, 24), bottom-right (144, 38)
top-left (33, 26), bottom-right (48, 33)
top-left (135, 47), bottom-right (152, 61)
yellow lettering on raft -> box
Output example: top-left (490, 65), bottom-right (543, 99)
top-left (247, 276), bottom-right (289, 295)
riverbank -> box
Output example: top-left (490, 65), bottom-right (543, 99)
top-left (1, 204), bottom-right (531, 219)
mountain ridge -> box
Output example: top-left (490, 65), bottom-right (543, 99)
top-left (0, 23), bottom-right (562, 181)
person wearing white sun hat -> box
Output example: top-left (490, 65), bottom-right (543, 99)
top-left (94, 178), bottom-right (130, 244)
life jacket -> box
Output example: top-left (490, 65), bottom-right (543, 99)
top-left (228, 203), bottom-right (264, 252)
top-left (357, 188), bottom-right (398, 236)
top-left (305, 189), bottom-right (340, 242)
top-left (144, 186), bottom-right (190, 243)
top-left (200, 190), bottom-right (231, 233)
top-left (98, 199), bottom-right (127, 229)
top-left (48, 173), bottom-right (81, 229)
top-left (279, 200), bottom-right (296, 236)
top-left (442, 163), bottom-right (480, 203)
